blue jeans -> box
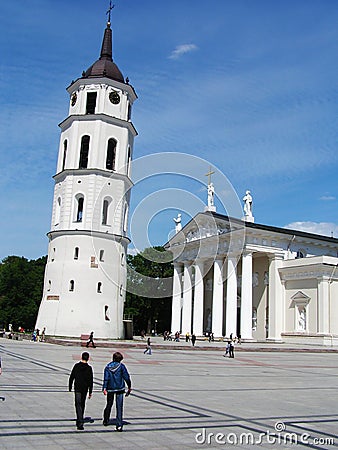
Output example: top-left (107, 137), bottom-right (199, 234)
top-left (103, 392), bottom-right (124, 427)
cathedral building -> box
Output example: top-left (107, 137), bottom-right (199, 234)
top-left (166, 194), bottom-right (338, 346)
top-left (35, 14), bottom-right (137, 338)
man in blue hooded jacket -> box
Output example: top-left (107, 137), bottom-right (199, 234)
top-left (102, 351), bottom-right (131, 431)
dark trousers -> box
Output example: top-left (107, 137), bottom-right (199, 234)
top-left (86, 339), bottom-right (96, 348)
top-left (103, 392), bottom-right (124, 427)
top-left (74, 391), bottom-right (87, 426)
top-left (229, 346), bottom-right (234, 358)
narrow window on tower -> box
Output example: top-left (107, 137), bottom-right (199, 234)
top-left (97, 282), bottom-right (102, 293)
top-left (47, 280), bottom-right (51, 291)
top-left (79, 135), bottom-right (90, 169)
top-left (99, 250), bottom-right (104, 262)
top-left (76, 196), bottom-right (84, 222)
top-left (104, 305), bottom-right (110, 321)
top-left (106, 139), bottom-right (117, 170)
top-left (102, 200), bottom-right (109, 225)
top-left (74, 247), bottom-right (79, 260)
top-left (62, 140), bottom-right (67, 170)
top-left (69, 280), bottom-right (75, 291)
top-left (127, 103), bottom-right (132, 121)
top-left (55, 197), bottom-right (61, 226)
top-left (123, 204), bottom-right (129, 232)
top-left (127, 146), bottom-right (131, 177)
top-left (86, 92), bottom-right (97, 114)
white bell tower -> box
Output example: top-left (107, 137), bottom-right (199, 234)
top-left (35, 15), bottom-right (137, 338)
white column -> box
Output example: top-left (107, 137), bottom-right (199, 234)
top-left (193, 260), bottom-right (204, 336)
top-left (226, 256), bottom-right (238, 337)
top-left (267, 254), bottom-right (284, 341)
top-left (212, 259), bottom-right (224, 337)
top-left (181, 263), bottom-right (193, 335)
top-left (317, 277), bottom-right (330, 334)
top-left (171, 263), bottom-right (182, 334)
top-left (241, 251), bottom-right (253, 340)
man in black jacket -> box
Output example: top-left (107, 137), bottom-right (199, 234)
top-left (69, 352), bottom-right (93, 430)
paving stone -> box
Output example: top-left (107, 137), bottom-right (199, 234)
top-left (0, 339), bottom-right (337, 449)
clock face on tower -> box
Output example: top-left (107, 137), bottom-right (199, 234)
top-left (109, 91), bottom-right (120, 105)
top-left (71, 93), bottom-right (77, 106)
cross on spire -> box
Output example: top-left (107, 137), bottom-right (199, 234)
top-left (106, 1), bottom-right (115, 24)
top-left (205, 166), bottom-right (215, 185)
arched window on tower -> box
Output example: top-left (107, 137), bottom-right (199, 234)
top-left (62, 140), bottom-right (67, 171)
top-left (69, 280), bottom-right (75, 291)
top-left (79, 135), bottom-right (90, 169)
top-left (76, 196), bottom-right (84, 222)
top-left (106, 139), bottom-right (117, 170)
top-left (74, 247), bottom-right (79, 260)
top-left (97, 282), bottom-right (102, 293)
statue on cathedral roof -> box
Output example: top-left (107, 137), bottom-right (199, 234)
top-left (243, 190), bottom-right (254, 222)
top-left (173, 213), bottom-right (182, 233)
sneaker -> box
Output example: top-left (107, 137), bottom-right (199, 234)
top-left (116, 426), bottom-right (123, 432)
top-left (77, 425), bottom-right (84, 430)
top-left (103, 421), bottom-right (108, 426)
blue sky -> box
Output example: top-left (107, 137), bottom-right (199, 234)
top-left (0, 0), bottom-right (337, 259)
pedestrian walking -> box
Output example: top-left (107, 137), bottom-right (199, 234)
top-left (69, 352), bottom-right (93, 430)
top-left (191, 333), bottom-right (196, 346)
top-left (223, 340), bottom-right (230, 357)
top-left (102, 352), bottom-right (132, 431)
top-left (229, 340), bottom-right (235, 358)
top-left (41, 327), bottom-right (46, 342)
top-left (86, 331), bottom-right (96, 348)
top-left (144, 337), bottom-right (152, 355)
top-left (0, 356), bottom-right (4, 401)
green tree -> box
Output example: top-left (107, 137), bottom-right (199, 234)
top-left (125, 246), bottom-right (173, 334)
top-left (0, 255), bottom-right (47, 330)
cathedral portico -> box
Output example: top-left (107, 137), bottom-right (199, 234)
top-left (225, 255), bottom-right (238, 338)
top-left (181, 263), bottom-right (193, 335)
top-left (192, 260), bottom-right (205, 336)
top-left (211, 258), bottom-right (224, 337)
top-left (240, 251), bottom-right (253, 340)
top-left (267, 253), bottom-right (285, 342)
top-left (166, 206), bottom-right (338, 345)
top-left (171, 262), bottom-right (183, 334)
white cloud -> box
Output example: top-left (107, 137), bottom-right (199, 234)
top-left (320, 195), bottom-right (336, 201)
top-left (284, 221), bottom-right (338, 238)
top-left (169, 44), bottom-right (198, 60)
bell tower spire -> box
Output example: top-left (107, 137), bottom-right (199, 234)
top-left (100, 2), bottom-right (114, 60)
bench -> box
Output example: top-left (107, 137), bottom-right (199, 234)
top-left (80, 334), bottom-right (90, 347)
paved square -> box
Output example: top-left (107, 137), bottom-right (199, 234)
top-left (0, 339), bottom-right (337, 449)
